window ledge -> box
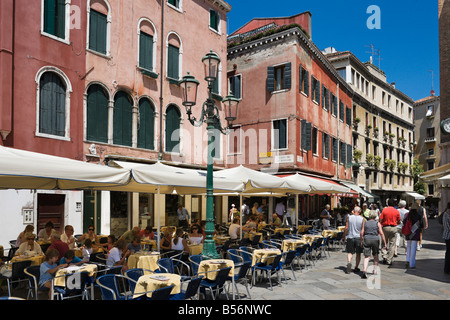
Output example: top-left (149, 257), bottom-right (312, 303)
top-left (272, 89), bottom-right (289, 94)
top-left (167, 77), bottom-right (180, 85)
top-left (41, 31), bottom-right (70, 45)
top-left (86, 48), bottom-right (111, 59)
top-left (36, 132), bottom-right (71, 142)
top-left (167, 3), bottom-right (183, 13)
top-left (139, 67), bottom-right (159, 79)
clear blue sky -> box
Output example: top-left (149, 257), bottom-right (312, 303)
top-left (226, 0), bottom-right (440, 101)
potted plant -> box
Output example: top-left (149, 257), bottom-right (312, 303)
top-left (353, 149), bottom-right (363, 163)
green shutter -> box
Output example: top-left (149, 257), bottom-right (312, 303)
top-left (89, 10), bottom-right (107, 54)
top-left (44, 0), bottom-right (65, 38)
top-left (301, 119), bottom-right (306, 150)
top-left (305, 122), bottom-right (312, 151)
top-left (113, 91), bottom-right (133, 147)
top-left (137, 99), bottom-right (155, 150)
top-left (304, 70), bottom-right (309, 97)
top-left (139, 32), bottom-right (153, 71)
top-left (39, 72), bottom-right (66, 137)
top-left (87, 85), bottom-right (108, 143)
top-left (55, 0), bottom-right (66, 39)
top-left (210, 10), bottom-right (218, 30)
top-left (168, 45), bottom-right (179, 79)
top-left (283, 62), bottom-right (291, 89)
top-left (267, 66), bottom-right (275, 92)
top-left (165, 105), bottom-right (180, 153)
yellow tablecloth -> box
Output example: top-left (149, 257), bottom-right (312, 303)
top-left (54, 263), bottom-right (98, 287)
top-left (337, 226), bottom-right (345, 232)
top-left (297, 225), bottom-right (312, 233)
top-left (134, 253), bottom-right (161, 271)
top-left (301, 234), bottom-right (322, 243)
top-left (198, 259), bottom-right (234, 280)
top-left (140, 240), bottom-right (157, 250)
top-left (281, 239), bottom-right (307, 252)
top-left (322, 230), bottom-right (339, 238)
top-left (274, 228), bottom-right (291, 235)
top-left (73, 247), bottom-right (104, 258)
top-left (244, 232), bottom-right (263, 243)
top-left (214, 235), bottom-right (230, 245)
top-left (133, 273), bottom-right (181, 299)
top-left (188, 244), bottom-right (203, 255)
top-left (251, 249), bottom-right (281, 266)
top-left (10, 254), bottom-right (45, 266)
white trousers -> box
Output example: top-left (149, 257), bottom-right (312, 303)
top-left (406, 240), bottom-right (418, 267)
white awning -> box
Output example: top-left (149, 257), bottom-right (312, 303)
top-left (340, 182), bottom-right (378, 201)
top-left (405, 192), bottom-right (425, 200)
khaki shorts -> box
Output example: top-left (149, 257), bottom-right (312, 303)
top-left (363, 238), bottom-right (380, 257)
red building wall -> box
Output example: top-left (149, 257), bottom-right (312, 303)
top-left (0, 0), bottom-right (86, 160)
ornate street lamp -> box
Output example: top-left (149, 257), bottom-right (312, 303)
top-left (179, 51), bottom-right (239, 259)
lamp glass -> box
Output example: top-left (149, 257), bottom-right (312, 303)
top-left (180, 73), bottom-right (199, 107)
top-left (202, 52), bottom-right (220, 83)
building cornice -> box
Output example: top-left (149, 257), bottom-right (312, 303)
top-left (227, 26), bottom-right (354, 95)
top-left (207, 0), bottom-right (232, 12)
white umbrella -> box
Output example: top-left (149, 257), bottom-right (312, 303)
top-left (0, 145), bottom-right (130, 190)
top-left (284, 173), bottom-right (350, 193)
top-left (438, 174), bottom-right (450, 188)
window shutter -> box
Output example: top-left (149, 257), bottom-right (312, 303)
top-left (90, 10), bottom-right (107, 54)
top-left (44, 0), bottom-right (56, 35)
top-left (316, 80), bottom-right (321, 106)
top-left (113, 92), bottom-right (133, 147)
top-left (168, 45), bottom-right (179, 79)
top-left (87, 85), bottom-right (108, 143)
top-left (301, 119), bottom-right (306, 150)
top-left (299, 65), bottom-right (303, 93)
top-left (325, 134), bottom-right (330, 159)
top-left (137, 99), bottom-right (155, 150)
top-left (322, 85), bottom-right (326, 109)
top-left (346, 106), bottom-right (352, 125)
top-left (55, 0), bottom-right (66, 39)
top-left (305, 122), bottom-right (312, 151)
top-left (347, 144), bottom-right (353, 166)
top-left (283, 62), bottom-right (291, 89)
top-left (165, 106), bottom-right (181, 153)
top-left (305, 70), bottom-right (309, 97)
top-left (232, 75), bottom-right (241, 99)
top-left (333, 138), bottom-right (338, 161)
top-left (39, 72), bottom-right (66, 137)
top-left (267, 66), bottom-right (275, 92)
top-left (139, 32), bottom-right (153, 71)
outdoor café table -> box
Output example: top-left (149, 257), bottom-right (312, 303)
top-left (73, 247), bottom-right (103, 258)
top-left (297, 225), bottom-right (312, 233)
top-left (214, 235), bottom-right (230, 245)
top-left (141, 239), bottom-right (157, 251)
top-left (274, 227), bottom-right (291, 235)
top-left (337, 226), bottom-right (345, 232)
top-left (198, 259), bottom-right (234, 281)
top-left (281, 239), bottom-right (307, 252)
top-left (133, 273), bottom-right (181, 299)
top-left (10, 253), bottom-right (45, 266)
top-left (322, 229), bottom-right (339, 238)
top-left (251, 248), bottom-right (281, 266)
top-left (188, 244), bottom-right (203, 255)
top-left (134, 251), bottom-right (161, 271)
top-left (301, 234), bottom-right (322, 243)
top-left (53, 263), bottom-right (98, 300)
top-left (244, 232), bottom-right (263, 243)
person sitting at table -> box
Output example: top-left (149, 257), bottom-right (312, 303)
top-left (15, 232), bottom-right (43, 257)
top-left (60, 250), bottom-right (83, 266)
top-left (270, 213), bottom-right (282, 227)
top-left (101, 235), bottom-right (116, 254)
top-left (242, 215), bottom-right (258, 232)
top-left (139, 226), bottom-right (155, 241)
top-left (106, 238), bottom-right (130, 272)
top-left (60, 225), bottom-right (77, 250)
top-left (160, 230), bottom-right (172, 253)
top-left (81, 238), bottom-right (94, 263)
top-left (39, 248), bottom-right (68, 299)
top-left (48, 232), bottom-right (69, 262)
top-left (171, 228), bottom-right (189, 258)
top-left (16, 225), bottom-right (35, 248)
top-left (119, 226), bottom-right (141, 243)
top-left (127, 236), bottom-right (142, 254)
top-left (78, 225), bottom-right (99, 245)
top-left (228, 217), bottom-right (241, 240)
top-left (189, 224), bottom-right (204, 244)
top-left (38, 221), bottom-right (56, 242)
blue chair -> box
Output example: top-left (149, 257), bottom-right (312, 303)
top-left (24, 265), bottom-right (48, 300)
top-left (321, 236), bottom-right (331, 258)
top-left (238, 247), bottom-right (253, 265)
top-left (226, 249), bottom-right (243, 267)
top-left (157, 258), bottom-right (190, 280)
top-left (251, 254), bottom-right (283, 291)
top-left (294, 244), bottom-right (310, 270)
top-left (280, 250), bottom-right (297, 281)
top-left (150, 285), bottom-right (175, 300)
top-left (53, 271), bottom-right (91, 300)
top-left (199, 267), bottom-right (232, 300)
top-left (0, 260), bottom-right (32, 297)
top-left (170, 276), bottom-right (203, 300)
top-left (125, 268), bottom-right (153, 293)
top-left (228, 262), bottom-right (252, 299)
top-left (188, 255), bottom-right (203, 276)
top-left (96, 274), bottom-right (132, 300)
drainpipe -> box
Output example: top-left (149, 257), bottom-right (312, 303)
top-left (158, 1), bottom-right (165, 160)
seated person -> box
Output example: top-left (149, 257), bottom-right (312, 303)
top-left (242, 215), bottom-right (258, 232)
top-left (38, 221), bottom-right (56, 242)
top-left (16, 225), bottom-right (35, 248)
top-left (48, 232), bottom-right (69, 262)
top-left (78, 225), bottom-right (99, 245)
top-left (127, 236), bottom-right (142, 254)
top-left (81, 238), bottom-right (94, 263)
top-left (139, 226), bottom-right (155, 241)
top-left (271, 213), bottom-right (282, 227)
top-left (60, 225), bottom-right (77, 250)
top-left (39, 248), bottom-right (68, 299)
top-left (15, 233), bottom-right (43, 257)
top-left (60, 250), bottom-right (83, 266)
top-left (106, 238), bottom-right (130, 272)
top-left (160, 230), bottom-right (172, 253)
top-left (101, 235), bottom-right (116, 254)
top-left (188, 224), bottom-right (204, 244)
top-left (228, 218), bottom-right (241, 240)
top-left (119, 226), bottom-right (141, 243)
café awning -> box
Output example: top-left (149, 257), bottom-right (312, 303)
top-left (438, 174), bottom-right (450, 188)
top-left (340, 182), bottom-right (379, 201)
top-left (405, 192), bottom-right (426, 200)
top-left (0, 145), bottom-right (131, 190)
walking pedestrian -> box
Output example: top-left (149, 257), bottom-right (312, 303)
top-left (360, 210), bottom-right (386, 279)
top-left (343, 206), bottom-right (364, 274)
top-left (441, 202), bottom-right (450, 275)
top-left (395, 200), bottom-right (409, 257)
top-left (177, 205), bottom-right (190, 229)
top-left (321, 204), bottom-right (332, 230)
top-left (379, 199), bottom-right (401, 265)
top-left (404, 202), bottom-right (425, 269)
top-left (416, 200), bottom-right (428, 251)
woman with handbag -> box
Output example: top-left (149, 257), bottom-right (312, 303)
top-left (403, 203), bottom-right (425, 269)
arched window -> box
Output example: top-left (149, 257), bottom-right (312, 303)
top-left (166, 32), bottom-right (182, 80)
top-left (138, 19), bottom-right (157, 72)
top-left (86, 84), bottom-right (109, 143)
top-left (137, 98), bottom-right (155, 150)
top-left (88, 0), bottom-right (111, 56)
top-left (113, 91), bottom-right (133, 147)
top-left (165, 105), bottom-right (181, 153)
top-left (36, 67), bottom-right (72, 140)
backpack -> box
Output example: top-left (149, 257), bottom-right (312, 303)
top-left (401, 218), bottom-right (412, 235)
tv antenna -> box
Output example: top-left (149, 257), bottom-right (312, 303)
top-left (365, 44), bottom-right (383, 69)
top-left (428, 69), bottom-right (435, 95)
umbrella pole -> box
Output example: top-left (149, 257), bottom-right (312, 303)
top-left (157, 186), bottom-right (160, 252)
top-left (239, 194), bottom-right (243, 240)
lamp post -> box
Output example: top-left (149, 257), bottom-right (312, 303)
top-left (179, 50), bottom-right (239, 259)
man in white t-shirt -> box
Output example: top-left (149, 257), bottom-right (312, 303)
top-left (344, 206), bottom-right (364, 274)
top-left (228, 217), bottom-right (241, 240)
top-left (396, 200), bottom-right (409, 256)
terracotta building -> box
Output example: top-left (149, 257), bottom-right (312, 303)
top-left (226, 12), bottom-right (355, 216)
